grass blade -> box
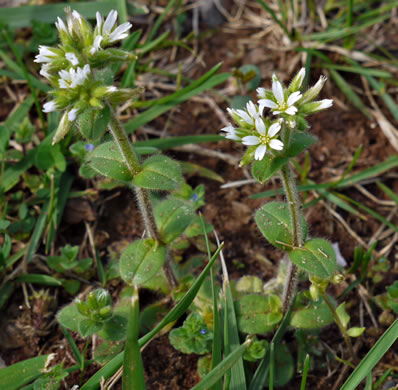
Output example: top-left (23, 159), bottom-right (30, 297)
top-left (191, 339), bottom-right (251, 390)
top-left (300, 354), bottom-right (311, 390)
top-left (340, 319), bottom-right (398, 390)
top-left (269, 342), bottom-right (275, 390)
top-left (0, 355), bottom-right (52, 390)
top-left (219, 238), bottom-right (247, 389)
top-left (200, 216), bottom-right (222, 390)
top-left (4, 95), bottom-right (35, 128)
top-left (0, 0), bottom-right (128, 28)
top-left (256, 0), bottom-right (292, 39)
top-left (136, 135), bottom-right (222, 150)
top-left (376, 182), bottom-right (398, 205)
top-left (125, 66), bottom-right (230, 133)
top-left (122, 286), bottom-right (146, 390)
top-left (61, 326), bottom-right (82, 365)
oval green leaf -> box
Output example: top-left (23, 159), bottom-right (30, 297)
top-left (133, 155), bottom-right (183, 191)
top-left (78, 106), bottom-right (110, 141)
top-left (251, 155), bottom-right (288, 184)
top-left (155, 198), bottom-right (195, 244)
top-left (119, 238), bottom-right (167, 286)
top-left (235, 294), bottom-right (282, 334)
top-left (87, 141), bottom-right (133, 181)
top-left (290, 295), bottom-right (334, 329)
top-left (285, 131), bottom-right (318, 158)
top-left (255, 201), bottom-right (308, 250)
top-left (289, 238), bottom-right (336, 278)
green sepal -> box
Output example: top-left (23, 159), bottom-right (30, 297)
top-left (155, 198), bottom-right (195, 244)
top-left (284, 131), bottom-right (318, 158)
top-left (255, 201), bottom-right (308, 251)
top-left (78, 106), bottom-right (110, 141)
top-left (235, 294), bottom-right (282, 334)
top-left (251, 154), bottom-right (288, 184)
top-left (133, 155), bottom-right (183, 191)
top-left (119, 238), bottom-right (167, 286)
top-left (239, 146), bottom-right (256, 167)
top-left (288, 238), bottom-right (336, 278)
top-left (86, 141), bottom-right (133, 182)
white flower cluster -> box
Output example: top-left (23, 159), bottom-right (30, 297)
top-left (221, 68), bottom-right (333, 162)
top-left (35, 9), bottom-right (134, 144)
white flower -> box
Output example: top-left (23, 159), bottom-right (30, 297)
top-left (68, 108), bottom-right (78, 121)
top-left (227, 101), bottom-right (262, 127)
top-left (300, 75), bottom-right (328, 104)
top-left (242, 119), bottom-right (283, 160)
top-left (90, 10), bottom-right (132, 54)
top-left (58, 64), bottom-right (90, 89)
top-left (315, 99), bottom-right (333, 110)
top-left (65, 52), bottom-right (79, 66)
top-left (39, 64), bottom-right (52, 80)
top-left (34, 45), bottom-right (59, 64)
top-left (55, 16), bottom-right (67, 33)
top-left (220, 123), bottom-right (240, 141)
top-left (258, 75), bottom-right (302, 116)
top-left (43, 101), bottom-right (58, 113)
top-left (289, 67), bottom-right (305, 92)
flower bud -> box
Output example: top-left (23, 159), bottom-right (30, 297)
top-left (75, 299), bottom-right (90, 316)
top-left (107, 87), bottom-right (144, 104)
top-left (52, 110), bottom-right (74, 145)
top-left (300, 99), bottom-right (333, 115)
top-left (289, 67), bottom-right (306, 92)
top-left (300, 76), bottom-right (327, 104)
top-left (332, 274), bottom-right (345, 284)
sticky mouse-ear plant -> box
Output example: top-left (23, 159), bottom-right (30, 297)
top-left (221, 69), bottom-right (359, 361)
top-left (35, 8), bottom-right (188, 289)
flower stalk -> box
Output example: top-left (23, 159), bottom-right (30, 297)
top-left (280, 161), bottom-right (303, 314)
top-left (107, 112), bottom-right (177, 289)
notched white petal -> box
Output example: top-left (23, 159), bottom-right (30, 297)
top-left (269, 139), bottom-right (284, 150)
top-left (285, 106), bottom-right (297, 115)
top-left (272, 79), bottom-right (284, 105)
top-left (258, 99), bottom-right (277, 109)
top-left (287, 91), bottom-right (302, 106)
top-left (268, 123), bottom-right (281, 137)
top-left (255, 144), bottom-right (267, 160)
top-left (255, 117), bottom-right (266, 135)
top-left (242, 136), bottom-right (260, 146)
top-left (43, 101), bottom-right (58, 113)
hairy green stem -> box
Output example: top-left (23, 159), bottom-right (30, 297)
top-left (108, 111), bottom-right (177, 289)
top-left (321, 292), bottom-right (356, 362)
top-left (280, 161), bottom-right (303, 314)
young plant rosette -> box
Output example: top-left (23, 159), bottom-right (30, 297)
top-left (221, 68), bottom-right (338, 318)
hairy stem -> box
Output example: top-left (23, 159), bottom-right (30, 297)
top-left (108, 111), bottom-right (177, 288)
top-left (321, 292), bottom-right (356, 362)
top-left (280, 161), bottom-right (303, 314)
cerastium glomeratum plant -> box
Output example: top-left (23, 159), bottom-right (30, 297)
top-left (35, 8), bottom-right (191, 290)
top-left (221, 68), bottom-right (363, 362)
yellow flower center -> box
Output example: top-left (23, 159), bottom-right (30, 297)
top-left (259, 134), bottom-right (270, 145)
